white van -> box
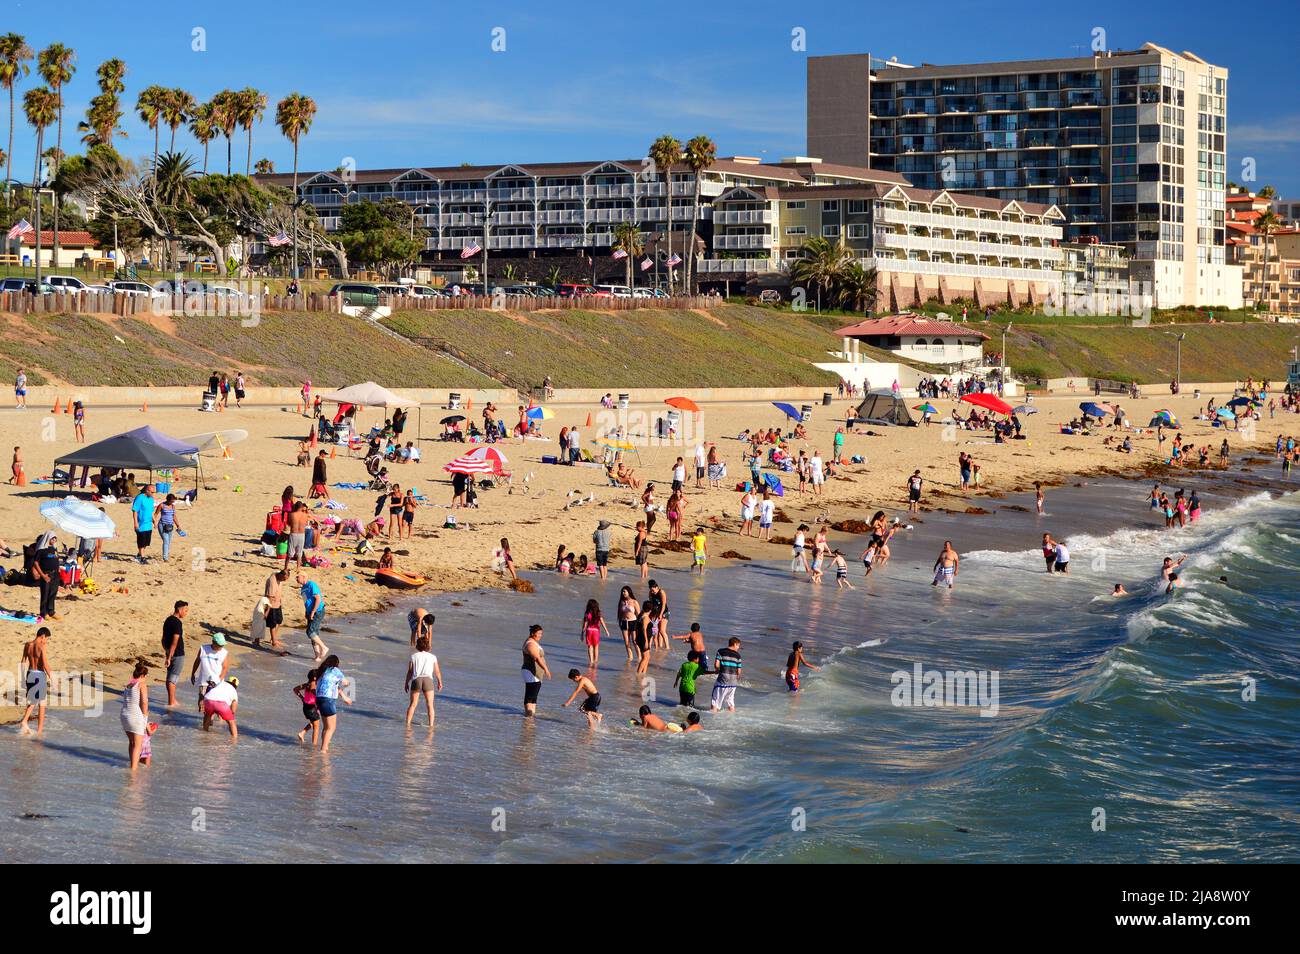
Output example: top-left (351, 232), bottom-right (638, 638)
top-left (46, 275), bottom-right (90, 292)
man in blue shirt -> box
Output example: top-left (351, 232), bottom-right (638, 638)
top-left (131, 483), bottom-right (156, 564)
top-left (297, 571), bottom-right (328, 660)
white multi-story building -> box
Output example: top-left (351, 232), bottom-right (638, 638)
top-left (808, 42), bottom-right (1241, 308)
top-left (708, 171), bottom-right (1067, 310)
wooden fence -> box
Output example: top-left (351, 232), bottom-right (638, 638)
top-left (0, 289), bottom-right (721, 316)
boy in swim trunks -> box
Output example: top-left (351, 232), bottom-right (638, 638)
top-left (832, 549), bottom-right (853, 589)
top-left (562, 669), bottom-right (603, 727)
top-left (674, 651), bottom-right (705, 708)
top-left (785, 641), bottom-right (821, 692)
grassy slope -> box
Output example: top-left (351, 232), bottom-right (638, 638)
top-left (381, 305), bottom-right (843, 388)
top-left (1005, 322), bottom-right (1300, 383)
top-left (0, 312), bottom-right (496, 388)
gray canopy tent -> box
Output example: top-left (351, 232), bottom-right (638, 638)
top-left (853, 391), bottom-right (916, 426)
top-left (54, 434), bottom-right (199, 494)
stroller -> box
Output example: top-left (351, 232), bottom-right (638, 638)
top-left (365, 455), bottom-right (390, 491)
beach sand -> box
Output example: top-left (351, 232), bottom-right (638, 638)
top-left (2, 385), bottom-right (1294, 722)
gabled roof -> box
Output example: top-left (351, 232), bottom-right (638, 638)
top-left (834, 313), bottom-right (990, 340)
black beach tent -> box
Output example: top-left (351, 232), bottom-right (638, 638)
top-left (53, 435), bottom-right (198, 492)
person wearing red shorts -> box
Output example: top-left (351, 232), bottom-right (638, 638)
top-left (202, 677), bottom-right (239, 740)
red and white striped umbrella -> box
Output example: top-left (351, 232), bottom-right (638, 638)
top-left (444, 445), bottom-right (509, 475)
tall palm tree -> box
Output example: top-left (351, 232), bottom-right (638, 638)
top-left (189, 101), bottom-right (216, 173)
top-left (1255, 209), bottom-right (1282, 312)
top-left (276, 92), bottom-right (317, 279)
top-left (209, 90), bottom-right (239, 175)
top-left (236, 87), bottom-right (266, 175)
top-left (38, 43), bottom-right (75, 264)
top-left (22, 86), bottom-right (57, 280)
top-left (253, 157), bottom-right (274, 175)
top-left (78, 59), bottom-right (127, 148)
top-left (648, 135), bottom-right (682, 293)
top-left (161, 88), bottom-right (194, 152)
top-left (682, 135), bottom-right (716, 293)
top-left (0, 34), bottom-right (33, 209)
top-left (136, 85), bottom-right (167, 178)
top-left (612, 221), bottom-right (644, 292)
top-left (835, 261), bottom-right (879, 313)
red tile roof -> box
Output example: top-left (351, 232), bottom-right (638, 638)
top-left (12, 230), bottom-right (98, 247)
top-left (834, 313), bottom-right (990, 340)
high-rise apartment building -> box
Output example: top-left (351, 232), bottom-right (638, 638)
top-left (808, 43), bottom-right (1241, 308)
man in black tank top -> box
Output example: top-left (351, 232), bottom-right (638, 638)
top-left (521, 624), bottom-right (550, 716)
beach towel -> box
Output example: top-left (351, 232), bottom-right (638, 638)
top-left (331, 481), bottom-right (368, 490)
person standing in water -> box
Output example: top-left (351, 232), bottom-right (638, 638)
top-left (579, 599), bottom-right (610, 668)
top-left (404, 634), bottom-right (443, 728)
top-left (19, 626), bottom-right (52, 735)
top-left (521, 624), bottom-right (550, 716)
top-left (315, 656), bottom-right (352, 752)
top-left (562, 669), bottom-right (603, 727)
top-left (932, 541), bottom-right (960, 588)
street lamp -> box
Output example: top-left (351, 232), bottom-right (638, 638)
top-left (1163, 331), bottom-right (1185, 391)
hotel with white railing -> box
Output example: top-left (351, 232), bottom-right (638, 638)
top-left (708, 178), bottom-right (1073, 308)
top-left (254, 156), bottom-right (909, 267)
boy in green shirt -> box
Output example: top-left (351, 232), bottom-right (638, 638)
top-left (674, 650), bottom-right (705, 708)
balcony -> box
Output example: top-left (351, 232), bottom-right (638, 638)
top-left (877, 231), bottom-right (1063, 264)
top-left (713, 233), bottom-right (774, 250)
top-left (876, 206), bottom-right (1063, 240)
top-left (872, 254), bottom-right (1060, 283)
top-left (697, 257), bottom-right (777, 273)
top-left (535, 209), bottom-right (584, 225)
top-left (712, 209), bottom-right (774, 225)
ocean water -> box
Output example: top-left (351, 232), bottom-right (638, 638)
top-left (3, 468), bottom-right (1298, 863)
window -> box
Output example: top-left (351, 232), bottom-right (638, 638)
top-left (847, 200), bottom-right (867, 214)
top-left (822, 200), bottom-right (840, 212)
top-left (786, 200), bottom-right (806, 210)
top-left (784, 226), bottom-right (807, 235)
top-left (822, 225), bottom-right (840, 238)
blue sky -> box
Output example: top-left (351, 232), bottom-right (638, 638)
top-left (5, 0), bottom-right (1299, 194)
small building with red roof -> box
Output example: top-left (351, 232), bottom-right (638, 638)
top-left (833, 312), bottom-right (988, 366)
top-left (5, 229), bottom-right (100, 269)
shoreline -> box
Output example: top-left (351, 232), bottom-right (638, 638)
top-left (3, 387), bottom-right (1296, 727)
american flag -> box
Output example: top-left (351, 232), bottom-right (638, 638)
top-left (611, 248), bottom-right (628, 260)
top-left (460, 242), bottom-right (482, 259)
top-left (6, 218), bottom-right (34, 241)
top-left (267, 230), bottom-right (291, 247)
top-left (639, 257), bottom-right (653, 271)
top-left (665, 253), bottom-right (682, 267)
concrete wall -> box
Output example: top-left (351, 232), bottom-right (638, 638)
top-left (20, 385), bottom-right (520, 409)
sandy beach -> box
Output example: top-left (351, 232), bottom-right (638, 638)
top-left (2, 384), bottom-right (1295, 721)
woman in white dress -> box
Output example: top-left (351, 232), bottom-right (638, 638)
top-left (120, 661), bottom-right (150, 771)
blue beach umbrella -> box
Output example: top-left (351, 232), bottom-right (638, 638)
top-left (1226, 396), bottom-right (1254, 408)
top-left (772, 401), bottom-right (801, 421)
top-left (1216, 407), bottom-right (1236, 419)
top-left (762, 473), bottom-right (785, 497)
top-left (1079, 401), bottom-right (1111, 417)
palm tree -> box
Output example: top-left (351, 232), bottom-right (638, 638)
top-left (189, 101), bottom-right (216, 173)
top-left (1255, 209), bottom-right (1282, 312)
top-left (275, 92), bottom-right (316, 279)
top-left (253, 157), bottom-right (274, 175)
top-left (22, 86), bottom-right (57, 280)
top-left (236, 87), bottom-right (267, 175)
top-left (1258, 185), bottom-right (1277, 200)
top-left (612, 221), bottom-right (643, 292)
top-left (682, 135), bottom-right (716, 294)
top-left (0, 34), bottom-right (33, 209)
top-left (78, 59), bottom-right (127, 148)
top-left (648, 135), bottom-right (682, 293)
top-left (38, 43), bottom-right (75, 264)
top-left (210, 90), bottom-right (239, 175)
top-left (835, 261), bottom-right (879, 313)
top-left (136, 85), bottom-right (168, 178)
top-left (787, 236), bottom-right (853, 311)
top-left (161, 88), bottom-right (195, 152)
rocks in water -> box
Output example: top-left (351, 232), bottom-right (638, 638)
top-left (718, 550), bottom-right (751, 560)
top-left (508, 578), bottom-right (536, 593)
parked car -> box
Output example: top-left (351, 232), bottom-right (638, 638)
top-left (107, 279), bottom-right (162, 298)
top-left (374, 283), bottom-right (409, 298)
top-left (46, 275), bottom-right (90, 292)
top-left (152, 278), bottom-right (208, 297)
top-left (632, 288), bottom-right (653, 298)
top-left (205, 283), bottom-right (249, 304)
top-left (327, 282), bottom-right (382, 306)
top-left (555, 283), bottom-right (596, 298)
top-left (0, 277), bottom-right (54, 294)
top-left (596, 284), bottom-right (632, 298)
top-left (405, 284), bottom-right (442, 298)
